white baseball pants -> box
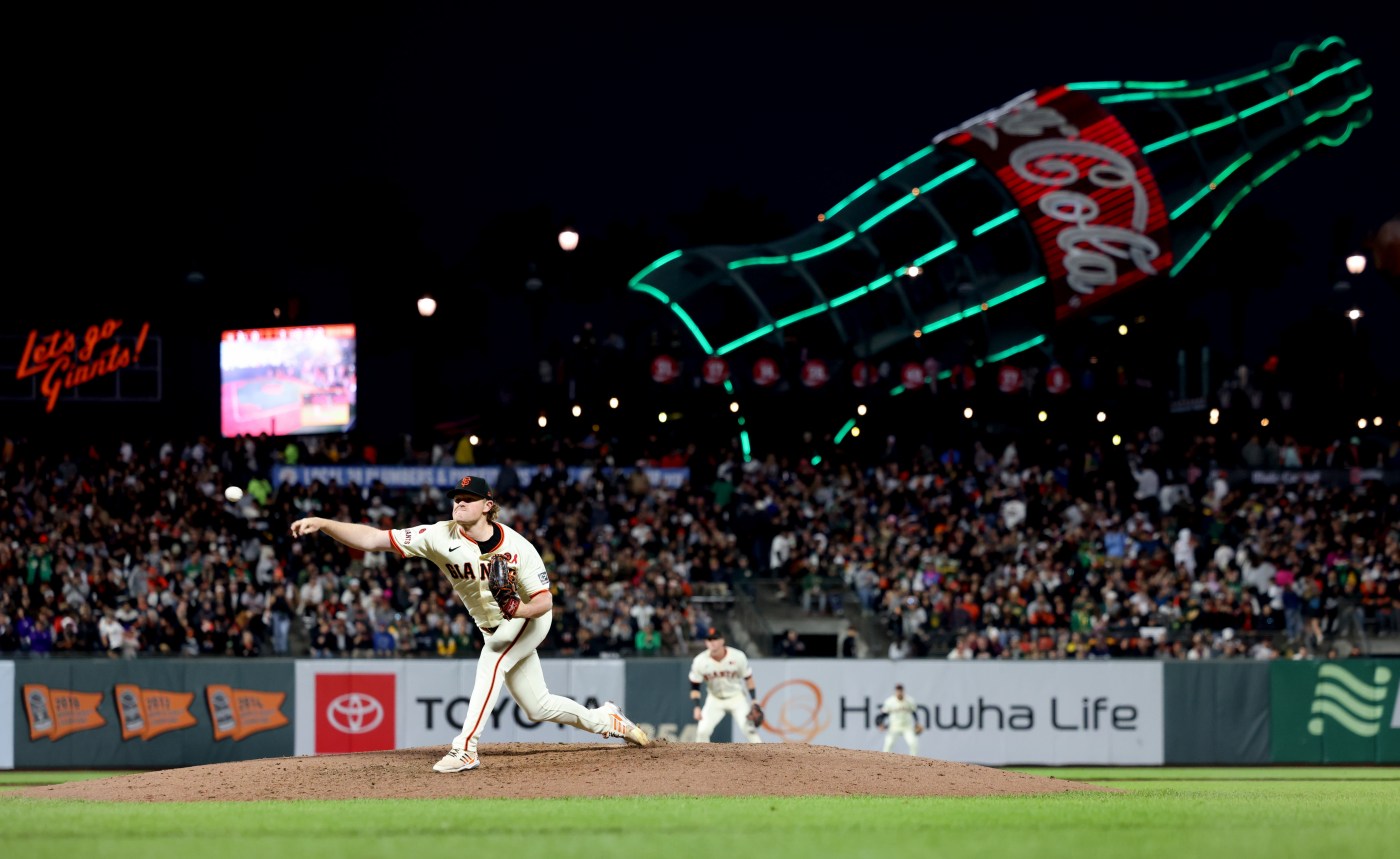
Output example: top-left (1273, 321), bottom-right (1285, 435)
top-left (451, 613), bottom-right (610, 753)
top-left (696, 694), bottom-right (762, 743)
top-left (883, 727), bottom-right (919, 755)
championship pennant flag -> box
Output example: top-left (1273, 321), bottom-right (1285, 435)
top-left (115, 684), bottom-right (198, 741)
top-left (206, 684), bottom-right (289, 741)
top-left (24, 684), bottom-right (106, 741)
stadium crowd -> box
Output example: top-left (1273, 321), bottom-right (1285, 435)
top-left (1, 423), bottom-right (1397, 662)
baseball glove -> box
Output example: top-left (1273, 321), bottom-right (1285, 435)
top-left (748, 702), bottom-right (764, 728)
top-left (915, 723), bottom-right (925, 735)
top-left (483, 553), bottom-right (520, 619)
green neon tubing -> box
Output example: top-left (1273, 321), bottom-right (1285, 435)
top-left (920, 276), bottom-right (1046, 335)
top-left (668, 303), bottom-right (714, 355)
top-left (731, 161), bottom-right (974, 274)
top-left (1088, 37), bottom-right (1346, 97)
top-left (984, 334), bottom-right (1047, 364)
top-left (834, 419), bottom-right (857, 444)
top-left (630, 281), bottom-right (714, 355)
top-left (971, 210), bottom-right (1019, 236)
top-left (1134, 55), bottom-right (1363, 154)
top-left (858, 195), bottom-right (916, 233)
top-left (825, 179), bottom-right (878, 221)
top-left (1168, 88), bottom-right (1371, 222)
top-left (913, 241), bottom-right (958, 267)
top-left (774, 303), bottom-right (831, 329)
top-left (631, 283), bottom-right (671, 304)
top-left (629, 251), bottom-right (682, 287)
top-left (716, 324), bottom-right (776, 356)
top-left (1168, 114), bottom-right (1369, 277)
top-left (790, 231), bottom-right (856, 262)
top-left (879, 146), bottom-right (934, 180)
top-left (1170, 153), bottom-right (1253, 220)
top-left (740, 430), bottom-right (751, 461)
top-left (919, 159), bottom-right (976, 192)
top-left (728, 255), bottom-right (789, 270)
top-left (828, 286), bottom-right (869, 308)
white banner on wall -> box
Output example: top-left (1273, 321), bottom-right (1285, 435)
top-left (749, 660), bottom-right (1164, 765)
top-left (0, 661), bottom-right (13, 769)
top-left (294, 659), bottom-right (626, 756)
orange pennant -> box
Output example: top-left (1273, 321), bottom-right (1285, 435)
top-left (24, 684), bottom-right (106, 741)
top-left (115, 684), bottom-right (197, 741)
top-left (206, 685), bottom-right (289, 741)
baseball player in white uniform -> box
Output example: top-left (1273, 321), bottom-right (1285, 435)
top-left (877, 683), bottom-right (922, 755)
top-left (688, 627), bottom-right (762, 743)
top-left (290, 474), bottom-right (650, 772)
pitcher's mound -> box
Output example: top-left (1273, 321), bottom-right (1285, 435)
top-left (16, 742), bottom-right (1115, 802)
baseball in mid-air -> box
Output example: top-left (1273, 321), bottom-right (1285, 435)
top-left (224, 486), bottom-right (244, 502)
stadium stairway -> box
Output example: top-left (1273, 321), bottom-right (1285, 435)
top-left (737, 576), bottom-right (888, 658)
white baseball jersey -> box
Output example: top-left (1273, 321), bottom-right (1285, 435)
top-left (689, 646), bottom-right (753, 699)
top-left (880, 694), bottom-right (919, 731)
top-left (389, 520), bottom-right (549, 628)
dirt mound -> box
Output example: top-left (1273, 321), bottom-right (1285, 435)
top-left (14, 742), bottom-right (1114, 802)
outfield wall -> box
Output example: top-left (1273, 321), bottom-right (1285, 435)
top-left (5, 658), bottom-right (1397, 768)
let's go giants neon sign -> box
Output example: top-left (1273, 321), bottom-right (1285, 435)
top-left (15, 319), bottom-right (151, 412)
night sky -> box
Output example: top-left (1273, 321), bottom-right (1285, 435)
top-left (8, 3), bottom-right (1399, 442)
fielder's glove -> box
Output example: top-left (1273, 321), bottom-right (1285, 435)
top-left (915, 723), bottom-right (925, 735)
top-left (483, 553), bottom-right (520, 619)
top-left (748, 702), bottom-right (764, 728)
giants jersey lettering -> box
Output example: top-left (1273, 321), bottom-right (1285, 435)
top-left (388, 520), bottom-right (550, 627)
top-left (881, 695), bottom-right (919, 731)
top-left (688, 646), bottom-right (752, 699)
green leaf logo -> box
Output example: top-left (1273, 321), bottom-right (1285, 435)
top-left (1307, 664), bottom-right (1393, 737)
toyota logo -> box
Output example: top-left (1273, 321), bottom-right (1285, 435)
top-left (326, 692), bottom-right (385, 734)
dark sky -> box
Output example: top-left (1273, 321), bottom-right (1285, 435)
top-left (9, 3), bottom-right (1398, 433)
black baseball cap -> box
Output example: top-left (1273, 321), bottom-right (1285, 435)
top-left (447, 475), bottom-right (493, 500)
top-left (705, 627), bottom-right (724, 640)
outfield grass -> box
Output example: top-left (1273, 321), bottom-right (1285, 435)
top-left (1, 768), bottom-right (1396, 859)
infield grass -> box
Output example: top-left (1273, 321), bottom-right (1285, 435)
top-left (1, 768), bottom-right (1396, 859)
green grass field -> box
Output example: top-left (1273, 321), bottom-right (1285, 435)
top-left (2, 768), bottom-right (1397, 859)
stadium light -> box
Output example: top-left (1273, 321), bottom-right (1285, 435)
top-left (857, 404), bottom-right (867, 416)
top-left (1118, 324), bottom-right (1128, 335)
top-left (1346, 254), bottom-right (1366, 275)
top-left (1096, 411), bottom-right (1107, 423)
top-left (609, 397), bottom-right (620, 409)
top-left (538, 415), bottom-right (548, 428)
top-left (963, 407), bottom-right (973, 419)
top-left (572, 405), bottom-right (582, 417)
top-left (417, 295), bottom-right (438, 317)
top-left (558, 229), bottom-right (580, 252)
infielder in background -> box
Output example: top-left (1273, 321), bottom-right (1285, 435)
top-left (688, 627), bottom-right (762, 743)
top-left (290, 475), bottom-right (650, 772)
top-left (876, 683), bottom-right (922, 755)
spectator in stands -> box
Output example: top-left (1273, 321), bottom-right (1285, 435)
top-left (778, 628), bottom-right (806, 657)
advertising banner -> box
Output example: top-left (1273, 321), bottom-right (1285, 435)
top-left (623, 659), bottom-right (713, 744)
top-left (294, 659), bottom-right (626, 755)
top-left (12, 660), bottom-right (293, 769)
top-left (272, 465), bottom-right (690, 491)
top-left (1, 661), bottom-right (12, 769)
top-left (1270, 660), bottom-right (1400, 763)
top-left (1163, 662), bottom-right (1270, 764)
top-left (749, 660), bottom-right (1163, 764)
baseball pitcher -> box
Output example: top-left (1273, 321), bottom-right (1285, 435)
top-left (688, 627), bottom-right (762, 743)
top-left (877, 683), bottom-right (922, 755)
top-left (290, 474), bottom-right (650, 772)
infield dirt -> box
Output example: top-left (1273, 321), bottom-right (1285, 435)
top-left (14, 742), bottom-right (1116, 802)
